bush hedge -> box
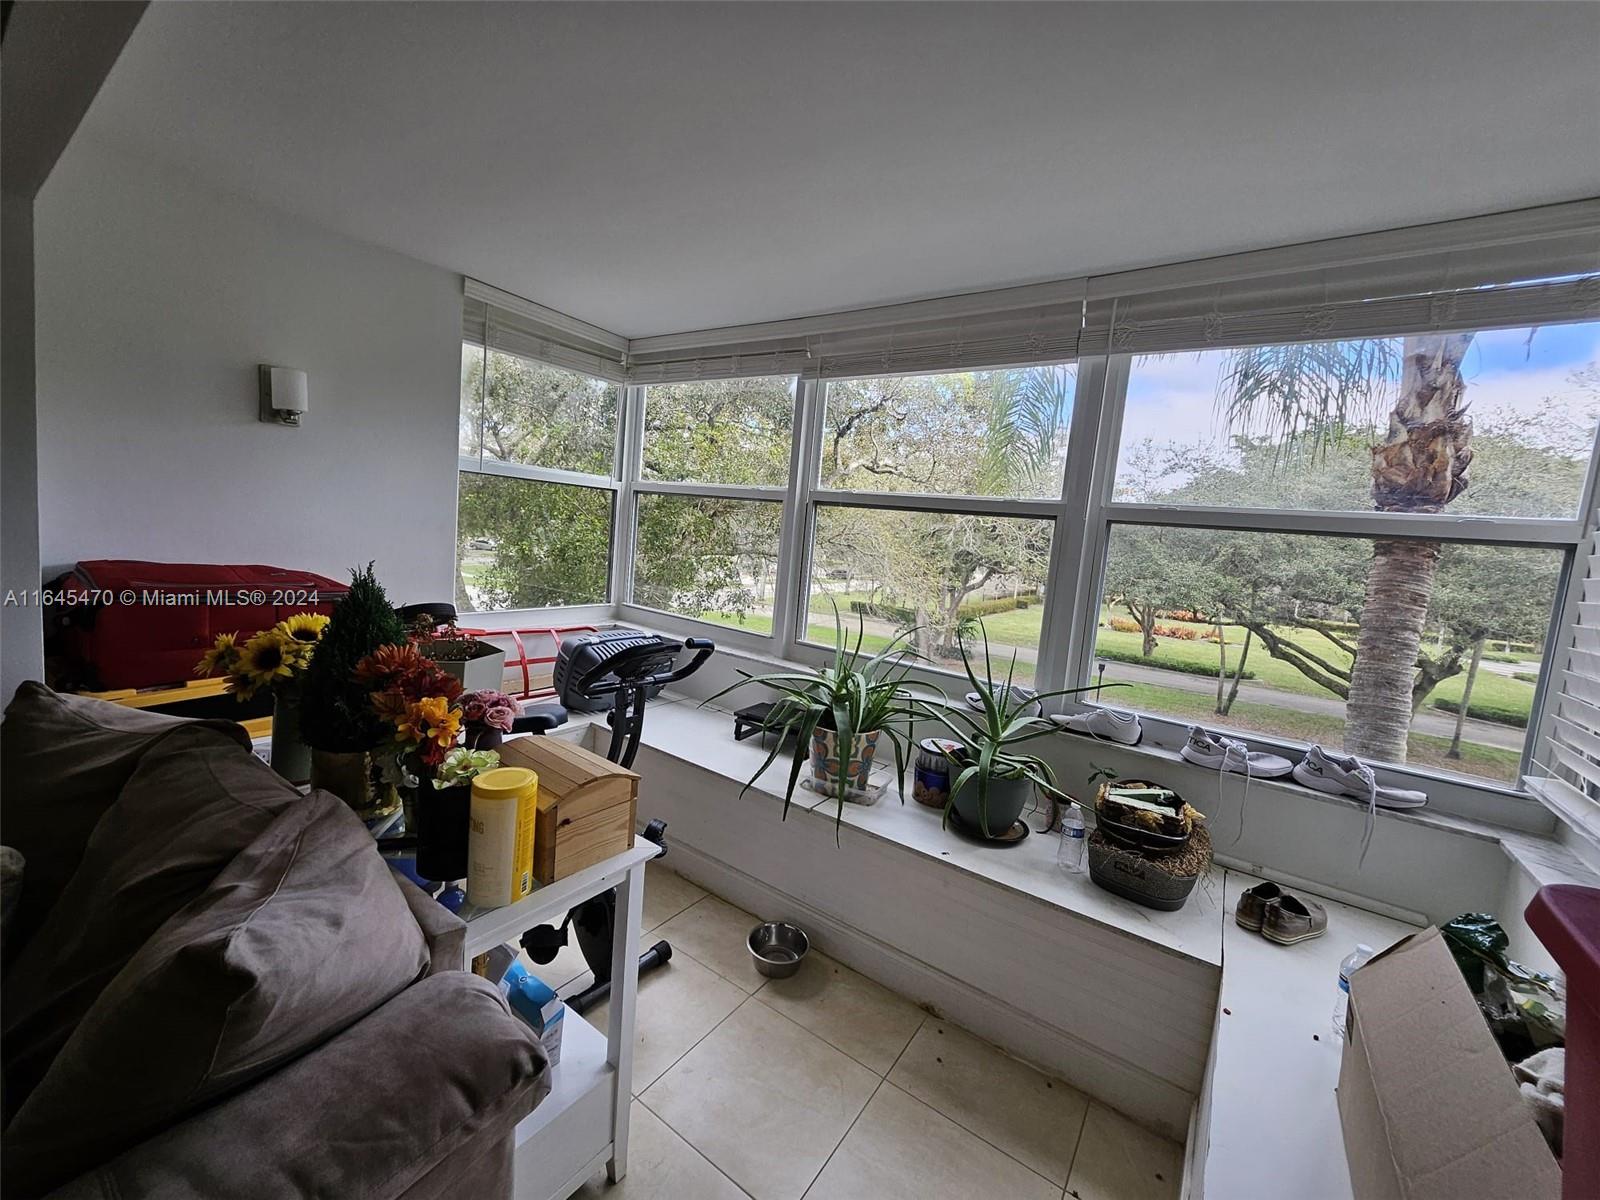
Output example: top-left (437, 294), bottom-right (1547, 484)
top-left (1096, 645), bottom-right (1257, 680)
top-left (1430, 697), bottom-right (1529, 729)
top-left (849, 591), bottom-right (1041, 625)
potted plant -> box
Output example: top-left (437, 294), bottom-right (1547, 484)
top-left (1083, 765), bottom-right (1211, 911)
top-left (458, 689), bottom-right (519, 750)
top-left (928, 631), bottom-right (1106, 840)
top-left (195, 611), bottom-right (330, 786)
top-left (299, 564), bottom-right (409, 818)
top-left (709, 607), bottom-right (928, 834)
top-left (410, 613), bottom-right (507, 692)
top-left (415, 746), bottom-right (500, 882)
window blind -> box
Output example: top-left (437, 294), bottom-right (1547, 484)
top-left (1528, 508), bottom-right (1600, 846)
top-left (622, 278), bottom-right (1088, 383)
top-left (464, 280), bottom-right (631, 384)
top-left (1081, 200), bottom-right (1600, 356)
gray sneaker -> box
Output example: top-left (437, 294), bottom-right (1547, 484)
top-left (1234, 880), bottom-right (1283, 932)
top-left (1261, 893), bottom-right (1328, 945)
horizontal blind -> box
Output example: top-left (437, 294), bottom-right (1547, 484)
top-left (464, 282), bottom-right (631, 384)
top-left (1081, 202), bottom-right (1600, 356)
top-left (1528, 512), bottom-right (1600, 845)
top-left (623, 279), bottom-right (1087, 383)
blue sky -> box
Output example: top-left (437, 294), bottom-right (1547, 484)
top-left (1121, 320), bottom-right (1600, 457)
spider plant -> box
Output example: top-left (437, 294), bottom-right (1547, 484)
top-left (926, 627), bottom-right (1117, 837)
top-left (707, 604), bottom-right (932, 835)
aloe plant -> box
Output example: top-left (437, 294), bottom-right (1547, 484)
top-left (708, 605), bottom-right (931, 835)
top-left (926, 627), bottom-right (1117, 836)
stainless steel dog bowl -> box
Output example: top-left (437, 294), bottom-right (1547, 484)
top-left (748, 921), bottom-right (809, 979)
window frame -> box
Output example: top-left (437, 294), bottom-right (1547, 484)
top-left (455, 341), bottom-right (625, 612)
top-left (1061, 340), bottom-right (1600, 809)
top-left (615, 380), bottom-right (801, 649)
top-left (456, 307), bottom-right (1600, 826)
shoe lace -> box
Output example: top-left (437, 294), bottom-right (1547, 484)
top-left (1221, 738), bottom-right (1254, 846)
top-left (1354, 762), bottom-right (1379, 869)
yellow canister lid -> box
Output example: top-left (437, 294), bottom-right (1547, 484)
top-left (471, 766), bottom-right (538, 802)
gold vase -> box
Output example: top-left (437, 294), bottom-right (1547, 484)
top-left (310, 749), bottom-right (400, 823)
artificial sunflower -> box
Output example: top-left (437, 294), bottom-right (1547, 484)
top-left (195, 632), bottom-right (241, 678)
top-left (236, 629), bottom-right (295, 691)
top-left (279, 612), bottom-right (330, 644)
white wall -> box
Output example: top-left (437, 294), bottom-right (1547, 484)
top-left (33, 138), bottom-right (463, 606)
top-left (3, 189), bottom-right (45, 694)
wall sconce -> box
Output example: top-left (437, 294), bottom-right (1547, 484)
top-left (258, 365), bottom-right (309, 426)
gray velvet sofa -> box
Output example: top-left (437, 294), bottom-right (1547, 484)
top-left (0, 683), bottom-right (550, 1199)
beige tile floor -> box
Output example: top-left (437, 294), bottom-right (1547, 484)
top-left (551, 861), bottom-right (1183, 1200)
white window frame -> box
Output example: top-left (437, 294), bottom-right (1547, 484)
top-left (454, 293), bottom-right (1600, 828)
top-left (614, 380), bottom-right (799, 654)
top-left (1058, 338), bottom-right (1600, 820)
top-left (455, 341), bottom-right (625, 610)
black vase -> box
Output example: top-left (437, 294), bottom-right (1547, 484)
top-left (416, 783), bottom-right (472, 882)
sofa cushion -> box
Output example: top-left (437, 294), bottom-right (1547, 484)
top-left (1, 727), bottom-right (298, 1116)
top-left (0, 682), bottom-right (252, 957)
top-left (2, 792), bottom-right (431, 1196)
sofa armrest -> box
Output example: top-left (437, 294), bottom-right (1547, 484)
top-left (395, 871), bottom-right (467, 973)
top-left (46, 972), bottom-right (549, 1200)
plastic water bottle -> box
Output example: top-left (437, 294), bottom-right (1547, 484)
top-left (1057, 804), bottom-right (1087, 873)
top-left (1332, 943), bottom-right (1375, 1040)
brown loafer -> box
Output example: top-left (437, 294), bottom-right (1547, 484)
top-left (1262, 893), bottom-right (1328, 945)
top-left (1234, 881), bottom-right (1283, 932)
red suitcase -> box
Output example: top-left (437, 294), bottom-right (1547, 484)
top-left (45, 561), bottom-right (349, 691)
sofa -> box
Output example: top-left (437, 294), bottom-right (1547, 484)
top-left (0, 683), bottom-right (551, 1199)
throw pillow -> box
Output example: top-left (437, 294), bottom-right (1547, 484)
top-left (0, 682), bottom-right (251, 958)
top-left (1, 727), bottom-right (298, 1116)
top-left (2, 792), bottom-right (431, 1195)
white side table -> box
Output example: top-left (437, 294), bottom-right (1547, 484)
top-left (459, 837), bottom-right (655, 1200)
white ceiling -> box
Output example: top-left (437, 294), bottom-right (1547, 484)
top-left (80, 1), bottom-right (1599, 338)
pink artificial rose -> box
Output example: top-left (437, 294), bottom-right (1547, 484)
top-left (483, 702), bottom-right (517, 732)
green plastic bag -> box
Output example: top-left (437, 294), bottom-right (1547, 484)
top-left (1441, 913), bottom-right (1565, 1059)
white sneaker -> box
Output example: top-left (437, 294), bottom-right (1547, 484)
top-left (1292, 745), bottom-right (1427, 869)
top-left (1291, 746), bottom-right (1428, 809)
top-left (1051, 708), bottom-right (1142, 746)
top-left (1179, 726), bottom-right (1294, 778)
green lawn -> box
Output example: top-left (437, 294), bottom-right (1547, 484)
top-left (695, 597), bottom-right (1535, 740)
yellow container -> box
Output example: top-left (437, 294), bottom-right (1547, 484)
top-left (467, 766), bottom-right (539, 908)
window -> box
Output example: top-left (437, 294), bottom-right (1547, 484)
top-left (809, 505), bottom-right (1053, 684)
top-left (457, 226), bottom-right (1600, 814)
top-left (642, 377), bottom-right (794, 487)
top-left (821, 367), bottom-right (1074, 500)
top-left (1088, 321), bottom-right (1600, 787)
top-left (457, 474), bottom-right (612, 609)
top-left (801, 364), bottom-right (1074, 681)
top-left (633, 495), bottom-right (783, 626)
top-left (628, 377), bottom-right (798, 627)
top-left (455, 343), bottom-right (617, 612)
top-left (1115, 326), bottom-right (1599, 518)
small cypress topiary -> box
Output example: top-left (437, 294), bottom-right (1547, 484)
top-left (300, 563), bottom-right (407, 752)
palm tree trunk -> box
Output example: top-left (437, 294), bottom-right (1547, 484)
top-left (1345, 332), bottom-right (1474, 763)
top-left (1347, 538), bottom-right (1441, 761)
top-left (1447, 637), bottom-right (1485, 759)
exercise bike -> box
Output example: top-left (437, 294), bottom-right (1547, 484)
top-left (510, 629), bottom-right (715, 1015)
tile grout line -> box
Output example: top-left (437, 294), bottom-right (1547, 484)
top-left (634, 991), bottom-right (767, 1196)
top-left (632, 1092), bottom-right (758, 1200)
top-left (1058, 1100), bottom-right (1092, 1200)
top-left (796, 1015), bottom-right (928, 1200)
top-left (891, 1019), bottom-right (1092, 1194)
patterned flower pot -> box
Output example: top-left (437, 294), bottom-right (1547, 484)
top-left (809, 728), bottom-right (881, 802)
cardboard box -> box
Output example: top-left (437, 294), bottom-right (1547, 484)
top-left (497, 736), bottom-right (639, 884)
top-left (1337, 926), bottom-right (1561, 1200)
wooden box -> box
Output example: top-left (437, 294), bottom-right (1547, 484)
top-left (498, 736), bottom-right (639, 885)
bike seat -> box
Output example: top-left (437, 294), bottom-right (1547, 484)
top-left (511, 703), bottom-right (569, 734)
